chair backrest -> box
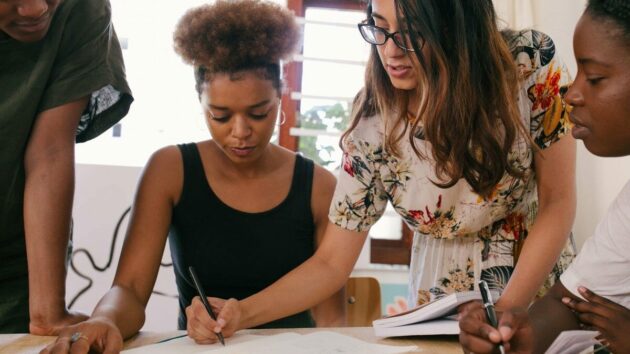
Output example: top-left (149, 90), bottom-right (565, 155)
top-left (345, 277), bottom-right (382, 327)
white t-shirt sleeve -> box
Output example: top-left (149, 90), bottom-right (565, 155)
top-left (560, 180), bottom-right (630, 308)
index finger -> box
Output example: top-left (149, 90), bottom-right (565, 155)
top-left (459, 311), bottom-right (502, 344)
top-left (579, 287), bottom-right (621, 309)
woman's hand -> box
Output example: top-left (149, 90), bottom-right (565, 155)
top-left (186, 296), bottom-right (241, 344)
top-left (39, 317), bottom-right (123, 354)
top-left (458, 301), bottom-right (534, 354)
top-left (563, 287), bottom-right (630, 354)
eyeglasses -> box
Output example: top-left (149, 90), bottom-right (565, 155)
top-left (358, 22), bottom-right (423, 52)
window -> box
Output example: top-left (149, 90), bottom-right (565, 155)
top-left (286, 0), bottom-right (411, 265)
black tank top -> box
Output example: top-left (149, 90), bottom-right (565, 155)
top-left (169, 143), bottom-right (316, 329)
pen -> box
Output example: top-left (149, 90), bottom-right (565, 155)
top-left (478, 280), bottom-right (505, 354)
top-left (188, 266), bottom-right (226, 346)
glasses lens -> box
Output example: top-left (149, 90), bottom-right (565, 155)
top-left (393, 32), bottom-right (417, 51)
top-left (359, 25), bottom-right (385, 45)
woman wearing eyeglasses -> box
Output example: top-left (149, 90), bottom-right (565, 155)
top-left (180, 0), bottom-right (577, 341)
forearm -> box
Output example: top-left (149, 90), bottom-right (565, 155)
top-left (24, 144), bottom-right (75, 323)
top-left (498, 201), bottom-right (574, 309)
top-left (529, 289), bottom-right (580, 354)
top-left (240, 254), bottom-right (351, 329)
top-left (311, 287), bottom-right (347, 327)
top-left (91, 286), bottom-right (147, 339)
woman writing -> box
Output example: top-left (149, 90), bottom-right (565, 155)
top-left (41, 1), bottom-right (343, 353)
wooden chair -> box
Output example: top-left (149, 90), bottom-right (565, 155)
top-left (345, 277), bottom-right (382, 327)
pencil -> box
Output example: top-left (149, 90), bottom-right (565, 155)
top-left (188, 266), bottom-right (226, 346)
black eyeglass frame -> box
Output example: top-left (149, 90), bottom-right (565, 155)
top-left (357, 22), bottom-right (423, 52)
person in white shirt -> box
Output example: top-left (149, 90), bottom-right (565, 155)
top-left (458, 0), bottom-right (630, 353)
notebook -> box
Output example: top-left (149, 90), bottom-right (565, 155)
top-left (373, 290), bottom-right (499, 337)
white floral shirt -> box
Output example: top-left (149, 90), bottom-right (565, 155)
top-left (329, 30), bottom-right (575, 306)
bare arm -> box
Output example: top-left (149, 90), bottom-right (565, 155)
top-left (309, 165), bottom-right (346, 327)
top-left (496, 134), bottom-right (576, 310)
top-left (40, 147), bottom-right (183, 353)
top-left (24, 97), bottom-right (89, 335)
top-left (90, 146), bottom-right (183, 338)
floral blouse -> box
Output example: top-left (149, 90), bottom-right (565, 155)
top-left (329, 30), bottom-right (575, 306)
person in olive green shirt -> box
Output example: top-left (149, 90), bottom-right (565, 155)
top-left (0, 0), bottom-right (132, 333)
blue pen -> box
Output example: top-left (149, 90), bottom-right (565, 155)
top-left (189, 266), bottom-right (226, 346)
top-left (479, 280), bottom-right (505, 354)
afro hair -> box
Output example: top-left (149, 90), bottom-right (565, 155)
top-left (173, 0), bottom-right (301, 73)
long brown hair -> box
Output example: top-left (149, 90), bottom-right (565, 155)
top-left (343, 0), bottom-right (526, 197)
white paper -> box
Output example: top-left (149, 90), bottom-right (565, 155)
top-left (545, 330), bottom-right (600, 354)
top-left (121, 333), bottom-right (264, 353)
top-left (123, 331), bottom-right (418, 354)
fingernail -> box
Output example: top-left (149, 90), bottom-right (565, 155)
top-left (562, 297), bottom-right (571, 304)
top-left (578, 286), bottom-right (587, 293)
top-left (217, 318), bottom-right (226, 327)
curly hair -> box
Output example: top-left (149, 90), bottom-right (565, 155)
top-left (587, 0), bottom-right (630, 42)
top-left (173, 0), bottom-right (300, 95)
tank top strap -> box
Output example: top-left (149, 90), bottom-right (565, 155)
top-left (288, 154), bottom-right (314, 220)
top-left (176, 143), bottom-right (208, 201)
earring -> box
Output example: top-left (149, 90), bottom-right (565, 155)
top-left (278, 111), bottom-right (287, 126)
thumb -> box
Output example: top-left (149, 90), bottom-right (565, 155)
top-left (497, 310), bottom-right (521, 342)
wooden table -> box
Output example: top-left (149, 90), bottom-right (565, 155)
top-left (0, 327), bottom-right (462, 354)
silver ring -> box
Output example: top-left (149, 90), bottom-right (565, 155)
top-left (70, 332), bottom-right (89, 343)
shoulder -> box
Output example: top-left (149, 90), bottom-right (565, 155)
top-left (53, 0), bottom-right (113, 47)
top-left (311, 161), bottom-right (336, 197)
top-left (142, 145), bottom-right (184, 190)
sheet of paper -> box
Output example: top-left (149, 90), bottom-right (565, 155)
top-left (122, 331), bottom-right (417, 354)
top-left (198, 331), bottom-right (418, 354)
top-left (545, 330), bottom-right (600, 354)
top-left (121, 333), bottom-right (264, 354)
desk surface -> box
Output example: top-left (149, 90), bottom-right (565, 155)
top-left (0, 327), bottom-right (462, 354)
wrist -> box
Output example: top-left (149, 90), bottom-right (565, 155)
top-left (238, 299), bottom-right (256, 330)
top-left (29, 298), bottom-right (67, 325)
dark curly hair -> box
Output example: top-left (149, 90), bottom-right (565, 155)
top-left (173, 0), bottom-right (300, 96)
top-left (587, 0), bottom-right (630, 42)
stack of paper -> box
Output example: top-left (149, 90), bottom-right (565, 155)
top-left (372, 290), bottom-right (499, 337)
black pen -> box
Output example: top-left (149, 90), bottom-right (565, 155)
top-left (479, 280), bottom-right (505, 354)
top-left (188, 266), bottom-right (226, 346)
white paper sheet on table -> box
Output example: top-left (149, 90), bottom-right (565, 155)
top-left (545, 330), bottom-right (600, 354)
top-left (121, 333), bottom-right (263, 354)
top-left (122, 331), bottom-right (418, 354)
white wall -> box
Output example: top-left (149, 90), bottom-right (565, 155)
top-left (69, 164), bottom-right (179, 331)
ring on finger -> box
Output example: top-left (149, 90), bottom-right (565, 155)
top-left (70, 332), bottom-right (89, 343)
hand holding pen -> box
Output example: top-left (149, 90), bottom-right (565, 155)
top-left (479, 280), bottom-right (506, 354)
top-left (187, 266), bottom-right (226, 346)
